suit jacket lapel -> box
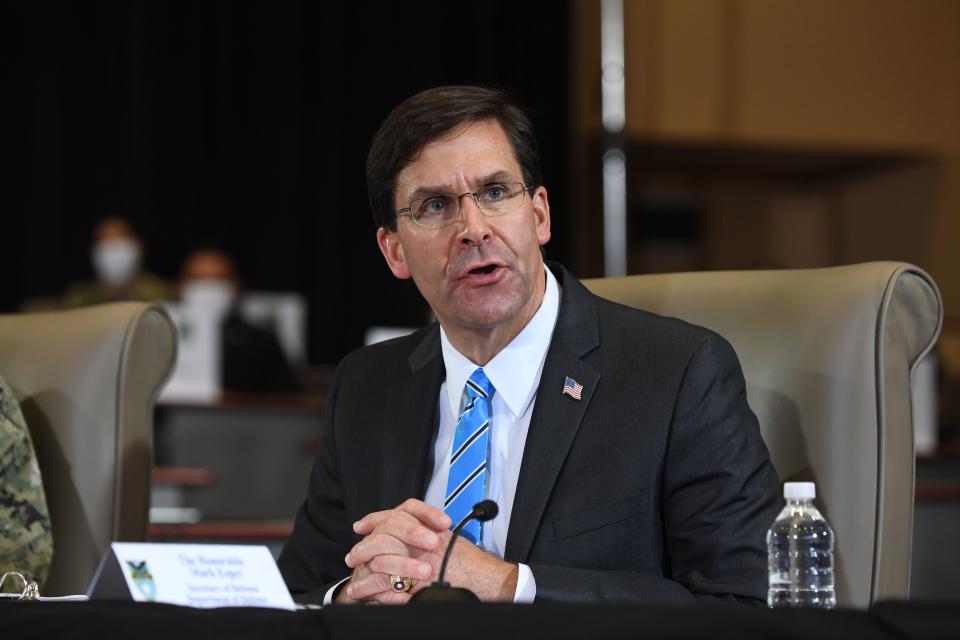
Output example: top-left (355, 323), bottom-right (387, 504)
top-left (505, 264), bottom-right (601, 562)
top-left (379, 324), bottom-right (445, 508)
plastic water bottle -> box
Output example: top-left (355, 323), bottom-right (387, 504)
top-left (767, 481), bottom-right (836, 608)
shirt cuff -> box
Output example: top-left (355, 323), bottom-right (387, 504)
top-left (322, 576), bottom-right (352, 606)
top-left (513, 563), bottom-right (536, 603)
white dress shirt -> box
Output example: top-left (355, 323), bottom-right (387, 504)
top-left (423, 265), bottom-right (560, 602)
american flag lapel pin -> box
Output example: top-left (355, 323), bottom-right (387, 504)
top-left (562, 376), bottom-right (583, 400)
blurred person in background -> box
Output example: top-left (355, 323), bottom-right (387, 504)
top-left (180, 248), bottom-right (300, 395)
top-left (63, 217), bottom-right (173, 307)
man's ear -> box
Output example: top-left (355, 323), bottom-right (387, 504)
top-left (531, 186), bottom-right (551, 246)
top-left (377, 227), bottom-right (412, 279)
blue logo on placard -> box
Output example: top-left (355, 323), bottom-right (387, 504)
top-left (126, 560), bottom-right (157, 601)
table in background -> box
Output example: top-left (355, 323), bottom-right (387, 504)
top-left (913, 447), bottom-right (960, 599)
top-left (150, 394), bottom-right (324, 555)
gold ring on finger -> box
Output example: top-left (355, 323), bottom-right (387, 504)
top-left (389, 575), bottom-right (414, 593)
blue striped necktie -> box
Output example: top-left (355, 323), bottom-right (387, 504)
top-left (444, 368), bottom-right (495, 545)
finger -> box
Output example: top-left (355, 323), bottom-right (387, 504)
top-left (366, 554), bottom-right (433, 581)
top-left (354, 500), bottom-right (450, 535)
top-left (355, 513), bottom-right (441, 552)
top-left (346, 539), bottom-right (432, 579)
top-left (334, 570), bottom-right (366, 605)
top-left (345, 570), bottom-right (396, 601)
top-left (397, 498), bottom-right (452, 531)
top-left (345, 533), bottom-right (410, 568)
top-left (352, 508), bottom-right (397, 535)
top-left (353, 507), bottom-right (426, 537)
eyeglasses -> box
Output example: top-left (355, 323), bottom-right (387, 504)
top-left (0, 571), bottom-right (40, 601)
top-left (395, 182), bottom-right (534, 229)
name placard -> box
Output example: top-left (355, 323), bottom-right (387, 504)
top-left (88, 542), bottom-right (295, 610)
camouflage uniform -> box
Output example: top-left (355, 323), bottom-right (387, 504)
top-left (0, 374), bottom-right (53, 591)
top-left (62, 273), bottom-right (174, 308)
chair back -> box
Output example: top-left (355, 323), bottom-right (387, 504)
top-left (0, 302), bottom-right (176, 595)
top-left (584, 262), bottom-right (942, 607)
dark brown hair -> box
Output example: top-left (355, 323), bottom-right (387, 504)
top-left (366, 85), bottom-right (542, 230)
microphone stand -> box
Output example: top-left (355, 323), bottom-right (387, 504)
top-left (409, 500), bottom-right (498, 604)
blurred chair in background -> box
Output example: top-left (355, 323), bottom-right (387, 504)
top-left (0, 303), bottom-right (176, 595)
top-left (584, 261), bottom-right (942, 607)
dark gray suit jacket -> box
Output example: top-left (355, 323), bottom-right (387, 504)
top-left (278, 263), bottom-right (781, 604)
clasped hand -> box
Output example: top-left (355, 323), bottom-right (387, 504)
top-left (336, 499), bottom-right (517, 604)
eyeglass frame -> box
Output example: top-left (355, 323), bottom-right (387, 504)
top-left (0, 571), bottom-right (40, 600)
top-left (393, 182), bottom-right (536, 229)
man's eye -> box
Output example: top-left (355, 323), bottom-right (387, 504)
top-left (480, 185), bottom-right (507, 202)
top-left (417, 197), bottom-right (451, 217)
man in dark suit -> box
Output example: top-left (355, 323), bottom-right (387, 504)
top-left (278, 86), bottom-right (780, 605)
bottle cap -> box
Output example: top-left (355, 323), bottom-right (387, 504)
top-left (783, 482), bottom-right (816, 500)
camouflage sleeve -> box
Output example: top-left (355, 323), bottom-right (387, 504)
top-left (0, 377), bottom-right (53, 591)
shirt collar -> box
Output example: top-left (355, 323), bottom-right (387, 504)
top-left (440, 265), bottom-right (560, 418)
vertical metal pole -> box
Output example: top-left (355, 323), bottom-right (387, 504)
top-left (601, 0), bottom-right (627, 277)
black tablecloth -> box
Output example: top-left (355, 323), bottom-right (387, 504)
top-left (3, 600), bottom-right (956, 640)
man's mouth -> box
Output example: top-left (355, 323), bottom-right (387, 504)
top-left (457, 261), bottom-right (506, 283)
top-left (469, 264), bottom-right (498, 276)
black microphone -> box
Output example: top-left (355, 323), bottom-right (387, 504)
top-left (409, 500), bottom-right (499, 604)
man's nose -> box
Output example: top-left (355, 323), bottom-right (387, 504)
top-left (457, 194), bottom-right (491, 245)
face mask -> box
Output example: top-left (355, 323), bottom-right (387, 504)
top-left (181, 279), bottom-right (236, 315)
top-left (92, 239), bottom-right (141, 285)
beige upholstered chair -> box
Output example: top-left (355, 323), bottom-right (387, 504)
top-left (0, 303), bottom-right (176, 595)
top-left (584, 262), bottom-right (942, 607)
